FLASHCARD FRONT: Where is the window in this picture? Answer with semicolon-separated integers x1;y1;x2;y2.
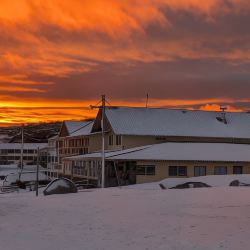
116;135;122;145
155;137;167;141
214;166;227;175
233;166;243;174
169;166;187;176
136;165;155;176
169;166;178;176
178;166;187;176
84;138;89;147
194;166;206;176
108;135;113;146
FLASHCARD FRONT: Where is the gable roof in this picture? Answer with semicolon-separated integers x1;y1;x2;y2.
104;107;250;139
60;121;93;137
69;121;94;137
65;142;250;163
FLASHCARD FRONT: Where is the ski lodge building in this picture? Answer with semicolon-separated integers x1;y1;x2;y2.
51;107;250;186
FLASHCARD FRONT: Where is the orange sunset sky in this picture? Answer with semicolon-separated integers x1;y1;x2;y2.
1;0;250;126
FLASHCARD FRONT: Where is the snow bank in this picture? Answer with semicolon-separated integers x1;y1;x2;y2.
4;172;48;184
125;174;250;190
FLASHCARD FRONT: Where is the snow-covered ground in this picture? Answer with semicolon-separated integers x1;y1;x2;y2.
1;178;250;250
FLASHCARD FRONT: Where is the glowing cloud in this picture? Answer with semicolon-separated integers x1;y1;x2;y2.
1;0;250;125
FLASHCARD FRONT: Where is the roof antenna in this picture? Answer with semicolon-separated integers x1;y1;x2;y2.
146;93;149;108
220;105;228;124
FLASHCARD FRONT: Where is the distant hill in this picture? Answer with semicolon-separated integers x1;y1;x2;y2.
0;122;62;143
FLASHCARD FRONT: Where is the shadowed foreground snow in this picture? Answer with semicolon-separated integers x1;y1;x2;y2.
0;187;250;250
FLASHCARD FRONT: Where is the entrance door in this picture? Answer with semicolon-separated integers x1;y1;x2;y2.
194;166;206;176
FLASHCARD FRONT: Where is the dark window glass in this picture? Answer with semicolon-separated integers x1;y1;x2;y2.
136;166;155;176
178;166;187;176
169;166;187;176
214;167;227;175
116;135;122;145
194;166;206;176
108;135;113;146
146;166;155;175
169;166;178;176
233;166;243;175
136;166;146;175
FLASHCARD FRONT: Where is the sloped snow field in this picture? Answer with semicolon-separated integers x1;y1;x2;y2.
1;177;250;249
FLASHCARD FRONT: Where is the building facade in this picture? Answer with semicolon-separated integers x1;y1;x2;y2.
0;143;47;166
53;106;250;185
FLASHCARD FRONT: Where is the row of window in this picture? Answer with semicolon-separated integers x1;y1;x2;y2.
108;135;122;146
0;156;36;161
135;165;244;176
169;166;243;176
59;148;89;155
57;138;90;148
0;149;37;154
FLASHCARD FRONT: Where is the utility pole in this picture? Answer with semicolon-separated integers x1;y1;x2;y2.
91;95;106;188
57;141;60;178
36;147;40;197
101;95;105;188
146;93;149;108
19;124;24;180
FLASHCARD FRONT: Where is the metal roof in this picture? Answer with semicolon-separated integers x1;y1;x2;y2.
65;142;250;163
64;121;93;137
105;107;250;138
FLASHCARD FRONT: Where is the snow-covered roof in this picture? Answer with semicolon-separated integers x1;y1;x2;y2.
104;107;250;139
64;121;93;137
65;142;250;163
69;121;93;137
0;143;47;150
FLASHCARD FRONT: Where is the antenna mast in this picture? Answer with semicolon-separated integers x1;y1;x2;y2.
146;93;149;108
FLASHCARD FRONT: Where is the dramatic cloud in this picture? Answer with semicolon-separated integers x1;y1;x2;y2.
1;0;250;125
